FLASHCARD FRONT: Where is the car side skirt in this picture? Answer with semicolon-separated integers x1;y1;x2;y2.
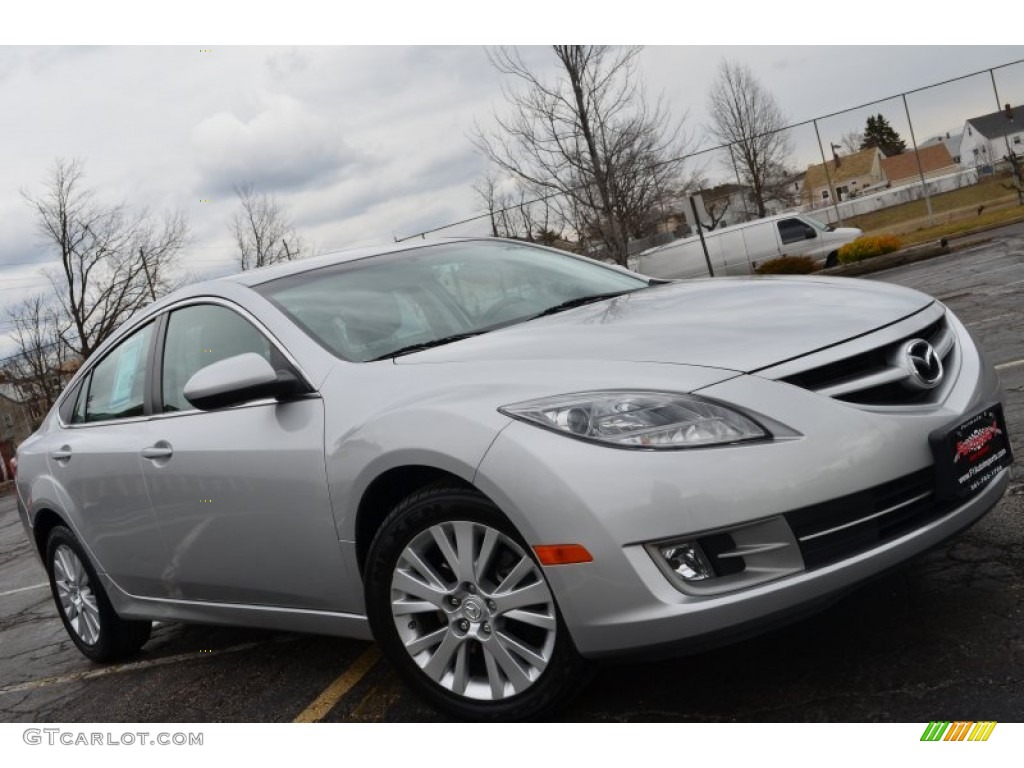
101;577;373;641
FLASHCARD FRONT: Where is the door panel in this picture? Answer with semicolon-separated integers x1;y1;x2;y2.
46;322;167;596
139;400;345;610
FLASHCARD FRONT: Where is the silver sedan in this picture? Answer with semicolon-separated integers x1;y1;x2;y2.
14;238;1013;719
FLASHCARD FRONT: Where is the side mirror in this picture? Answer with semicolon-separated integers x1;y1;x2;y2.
804;227;817;240
183;353;306;411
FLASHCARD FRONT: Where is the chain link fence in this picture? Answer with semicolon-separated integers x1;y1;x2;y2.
396;59;1024;256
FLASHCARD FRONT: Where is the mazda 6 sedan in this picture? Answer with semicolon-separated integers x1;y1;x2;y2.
14;238;1013;720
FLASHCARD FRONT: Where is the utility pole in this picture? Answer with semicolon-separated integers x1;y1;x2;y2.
139;248;157;302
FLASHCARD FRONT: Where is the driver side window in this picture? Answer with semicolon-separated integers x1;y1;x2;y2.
160;304;282;413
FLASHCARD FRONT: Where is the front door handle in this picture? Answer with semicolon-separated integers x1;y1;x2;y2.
141;442;173;460
50;446;72;462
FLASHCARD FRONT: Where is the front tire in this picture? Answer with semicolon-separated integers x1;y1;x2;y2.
45;525;152;662
365;484;590;720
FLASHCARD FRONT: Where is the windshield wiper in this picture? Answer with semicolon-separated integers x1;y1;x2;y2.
370;331;487;361
528;289;642;320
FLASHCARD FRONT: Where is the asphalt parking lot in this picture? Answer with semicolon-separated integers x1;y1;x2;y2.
1;227;1022;723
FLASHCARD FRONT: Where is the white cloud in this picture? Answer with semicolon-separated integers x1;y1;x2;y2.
192;93;364;193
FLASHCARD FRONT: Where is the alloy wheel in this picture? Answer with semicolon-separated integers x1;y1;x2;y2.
52;543;101;646
389;520;557;701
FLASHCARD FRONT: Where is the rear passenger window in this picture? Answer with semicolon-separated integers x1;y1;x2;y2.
82;323;154;423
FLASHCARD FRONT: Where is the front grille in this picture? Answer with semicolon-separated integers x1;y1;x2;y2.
785;467;957;570
781;315;955;406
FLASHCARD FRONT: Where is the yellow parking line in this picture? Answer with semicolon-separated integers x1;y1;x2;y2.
293;645;382;723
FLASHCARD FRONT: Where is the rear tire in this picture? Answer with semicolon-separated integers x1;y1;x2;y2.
365;484;591;720
45;525;152;662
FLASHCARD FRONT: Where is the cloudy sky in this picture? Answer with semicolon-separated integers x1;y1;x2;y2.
2;41;1023;354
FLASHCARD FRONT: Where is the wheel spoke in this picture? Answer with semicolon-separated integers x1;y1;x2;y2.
391;598;440;616
494;556;534;594
495;630;548;670
492;581;550;614
483;634;532;694
422;630;462;682
392;570;447;608
404;626;447;656
402;548;447;590
453;521;476;583
451;643;469;696
430;526;461;581
474;527;499;583
504;608;557;630
80;601;100;644
482;646;506;700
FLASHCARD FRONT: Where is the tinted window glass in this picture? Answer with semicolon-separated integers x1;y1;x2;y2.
161;304;279;413
83;324;153;423
778;218;815;245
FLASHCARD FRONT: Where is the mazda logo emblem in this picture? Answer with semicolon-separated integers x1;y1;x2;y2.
900;339;943;390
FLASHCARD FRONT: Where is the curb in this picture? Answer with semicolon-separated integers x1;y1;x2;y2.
814;215;1020;278
816;242;951;277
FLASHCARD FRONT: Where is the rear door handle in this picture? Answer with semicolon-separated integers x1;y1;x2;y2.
50;446;72;462
141;443;173;460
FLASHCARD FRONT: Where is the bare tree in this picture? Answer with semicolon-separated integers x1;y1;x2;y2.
473;171;565;243
2;296;72;422
839;130;864;155
473;46;693;265
22;158;189;359
230;183;310;271
706;60;793;218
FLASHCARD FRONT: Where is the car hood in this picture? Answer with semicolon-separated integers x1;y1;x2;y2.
397;276;934;373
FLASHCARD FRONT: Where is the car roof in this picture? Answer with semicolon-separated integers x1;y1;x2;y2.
218;236;483;288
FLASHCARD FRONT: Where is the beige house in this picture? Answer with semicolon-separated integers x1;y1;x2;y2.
803;147;886;207
880;144;958;188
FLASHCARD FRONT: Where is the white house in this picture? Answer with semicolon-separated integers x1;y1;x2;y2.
959;105;1024;169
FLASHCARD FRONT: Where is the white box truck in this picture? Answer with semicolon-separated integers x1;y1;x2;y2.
631;214;862;279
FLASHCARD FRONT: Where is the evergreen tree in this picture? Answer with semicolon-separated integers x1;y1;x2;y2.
860;114;906;156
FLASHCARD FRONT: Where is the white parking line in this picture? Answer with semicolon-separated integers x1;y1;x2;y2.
0;582;48;599
0;639;281;696
996;359;1024;371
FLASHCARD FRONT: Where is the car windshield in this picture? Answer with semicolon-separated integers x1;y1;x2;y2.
255;240;649;362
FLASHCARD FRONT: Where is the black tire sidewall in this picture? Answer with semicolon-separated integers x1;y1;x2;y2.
364;485;589;721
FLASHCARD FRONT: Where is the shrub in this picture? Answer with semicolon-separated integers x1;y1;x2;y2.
754;255;818;275
837;234;903;264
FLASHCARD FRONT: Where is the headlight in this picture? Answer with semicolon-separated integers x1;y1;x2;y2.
499;391;767;449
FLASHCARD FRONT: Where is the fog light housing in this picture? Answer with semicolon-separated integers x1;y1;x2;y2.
658;541;714;582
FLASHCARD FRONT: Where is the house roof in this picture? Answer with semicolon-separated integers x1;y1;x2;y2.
804;147;882;193
699;183;748;201
965;105;1023;140
880;144;956;182
0;383;26;404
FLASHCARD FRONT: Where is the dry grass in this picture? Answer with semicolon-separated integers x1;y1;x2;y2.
844;173;1022;234
900;206;1024;246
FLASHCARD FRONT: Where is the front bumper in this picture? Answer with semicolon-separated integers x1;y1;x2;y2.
472;316;1008;658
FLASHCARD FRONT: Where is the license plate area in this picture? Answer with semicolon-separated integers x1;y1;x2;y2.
930;404;1013;500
